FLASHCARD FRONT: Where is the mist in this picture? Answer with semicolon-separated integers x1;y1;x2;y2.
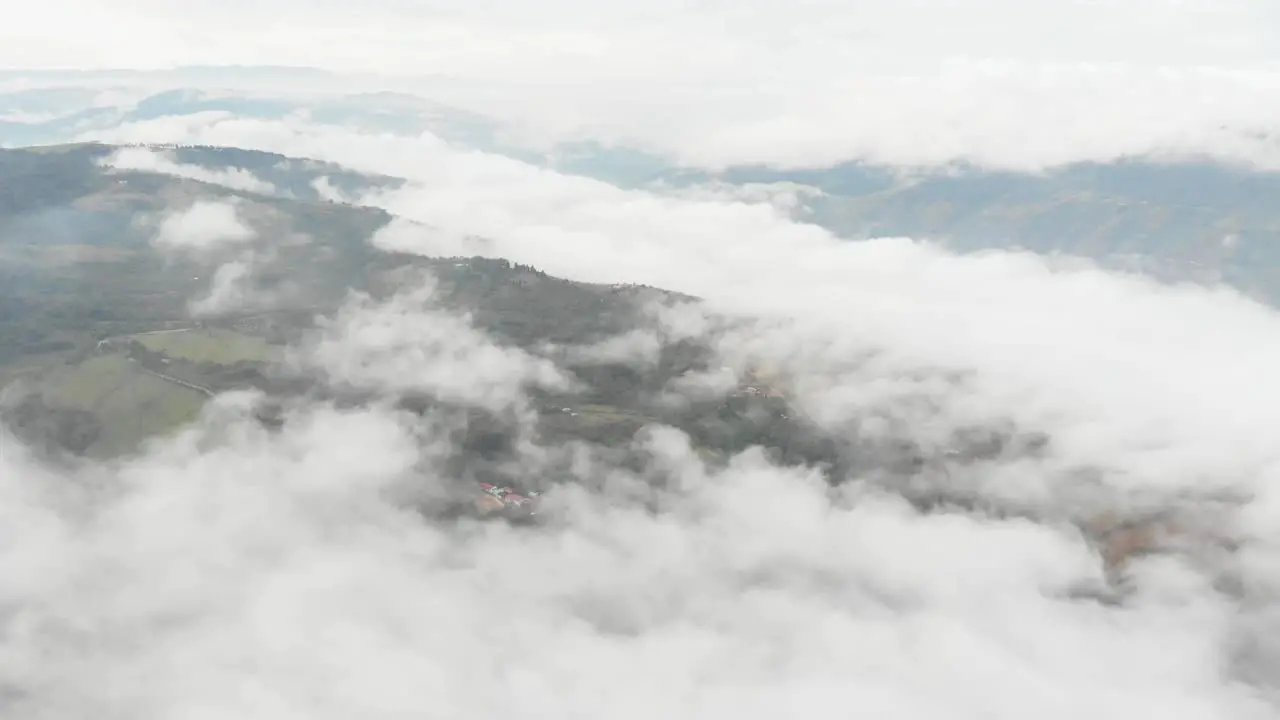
4;122;1280;719
0;3;1276;703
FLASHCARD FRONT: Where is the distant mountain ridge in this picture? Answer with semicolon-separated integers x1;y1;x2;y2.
4;75;1279;304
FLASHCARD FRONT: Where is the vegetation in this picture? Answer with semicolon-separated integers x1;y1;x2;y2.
0;143;1027;479
21;354;208;457
135;328;275;364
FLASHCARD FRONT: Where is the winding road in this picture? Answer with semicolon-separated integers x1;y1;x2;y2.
136;365;215;398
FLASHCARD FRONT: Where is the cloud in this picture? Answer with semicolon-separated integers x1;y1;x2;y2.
63;62;1280;171
104;146;286;196
310;175;346;203
653;180;825;219
370;216;494;259
83;118;1280;500
292;277;574;415
188;257;256;316
6;0;1279;73
145;195;300;317
0;0;1273;169
1;275;1277;717
8;49;1280;719
563;329;663;370
150;198;257;253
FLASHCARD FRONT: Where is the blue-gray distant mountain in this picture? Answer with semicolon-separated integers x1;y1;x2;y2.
3;72;1278;305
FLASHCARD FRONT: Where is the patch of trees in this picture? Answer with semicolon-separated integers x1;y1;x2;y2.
2;394;101;456
0;324;75;363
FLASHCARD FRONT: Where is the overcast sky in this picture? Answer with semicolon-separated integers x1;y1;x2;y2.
8;0;1280;71
5;0;1280;168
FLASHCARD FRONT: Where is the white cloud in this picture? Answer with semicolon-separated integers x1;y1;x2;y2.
86;118;1280;496
293;278;574;415
310;175;346;203
0;0;1274;168
150;198;256;253
4;10;1280;715
145;195;287;317
98;118;1280;564
371;217;495;259
654;180;824;219
564;329;663;370
1;336;1275;719
662;365;740;404
6;0;1279;72
188;257;255;316
105;145;285;196
103;63;1280;171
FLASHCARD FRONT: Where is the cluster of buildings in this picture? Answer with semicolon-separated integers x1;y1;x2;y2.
473;482;541;517
738;384;785;398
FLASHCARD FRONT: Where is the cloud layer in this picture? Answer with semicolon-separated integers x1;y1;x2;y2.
3;4;1280;708
5;0;1280;168
0;106;1279;718
108;146;285;197
2;262;1278;719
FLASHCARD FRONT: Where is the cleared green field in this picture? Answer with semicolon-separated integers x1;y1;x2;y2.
46;354;207;457
135;328;276;365
577;404;648;421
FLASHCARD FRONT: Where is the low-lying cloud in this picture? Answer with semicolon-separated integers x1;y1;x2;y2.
5;112;1280;718
150;198;256;253
145;194;314;317
3;262;1278;718
294;278;573;414
188;256;255;316
146;198;270;317
105;145;286;196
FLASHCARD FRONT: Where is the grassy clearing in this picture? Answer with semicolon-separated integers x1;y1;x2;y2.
46;354;207;456
578;404;647;419
135;328;276;365
570;404;652;428
46;355;135;408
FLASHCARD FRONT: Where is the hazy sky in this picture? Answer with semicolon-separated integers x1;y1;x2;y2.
5;0;1280;167
8;0;1280;70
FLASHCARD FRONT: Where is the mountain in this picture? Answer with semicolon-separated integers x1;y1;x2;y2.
0;141;1219;577
0;143;845;479
0;82;514;158
5;75;1280;307
723;159;1280;303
